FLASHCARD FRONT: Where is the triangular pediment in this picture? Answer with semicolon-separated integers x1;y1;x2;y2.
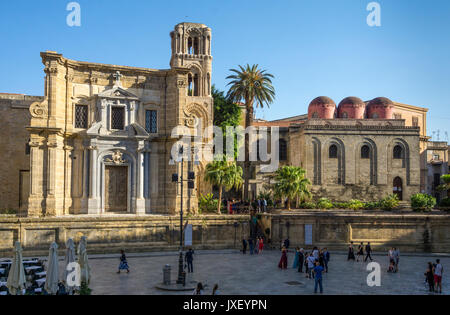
97;86;139;100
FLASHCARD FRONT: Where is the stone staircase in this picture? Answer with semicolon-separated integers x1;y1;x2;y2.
397;201;412;211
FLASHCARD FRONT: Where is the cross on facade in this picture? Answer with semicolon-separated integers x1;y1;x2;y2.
113;71;122;86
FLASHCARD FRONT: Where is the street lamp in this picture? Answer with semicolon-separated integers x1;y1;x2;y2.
171;145;196;285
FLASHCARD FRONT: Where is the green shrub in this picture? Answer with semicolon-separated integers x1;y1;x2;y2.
364;201;381;210
299;202;316;209
347;199;365;210
440;197;450;207
380;194;400;211
316;198;333;210
332;202;348;209
198;193;219;213
411;193;436;212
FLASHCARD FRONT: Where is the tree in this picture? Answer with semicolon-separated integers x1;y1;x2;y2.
271;166;311;210
226;64;275;201
204;159;243;214
212;85;241;129
212;85;241;159
438;174;450;196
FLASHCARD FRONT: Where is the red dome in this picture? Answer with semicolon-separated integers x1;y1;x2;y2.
366;97;394;119
337;97;366;119
308;96;336;119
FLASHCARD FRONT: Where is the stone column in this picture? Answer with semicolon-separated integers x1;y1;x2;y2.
87;145;100;214
45;134;65;216
63;144;74;215
136;143;149;215
27;138;45;217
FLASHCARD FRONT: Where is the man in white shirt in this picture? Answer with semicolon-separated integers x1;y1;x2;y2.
307;254;316;279
434;259;444;293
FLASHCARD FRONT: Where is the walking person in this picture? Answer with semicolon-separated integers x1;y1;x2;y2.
323;248;330;272
356;242;364;262
364;242;373;262
293;247;300;269
212;284;220;295
307;254;316;279
312;247;319;260
263;198;267;213
425;262;435;293
388;247;395;271
393;248;400;272
278;247;288;269
117;250;130;274
248;238;254;255
185;248;194;273
347;242;355;261
193;282;204;295
258;237;264;254
242;239;247;254
434;259;444;293
313;261;324;294
298;248;305;273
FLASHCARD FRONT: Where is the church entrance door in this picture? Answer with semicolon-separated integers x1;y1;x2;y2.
393;177;403;201
105;165;128;212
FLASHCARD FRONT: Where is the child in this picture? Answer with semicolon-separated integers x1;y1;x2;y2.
117;250;130;274
387;260;395;273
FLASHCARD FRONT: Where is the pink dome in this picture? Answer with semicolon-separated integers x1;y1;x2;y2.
308;96;336;119
337;97;366;119
366;97;394;119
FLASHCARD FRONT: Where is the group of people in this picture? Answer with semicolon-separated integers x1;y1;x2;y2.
425;259;444;293
278;246;331;294
242;237;264;255
347;241;374;262
387;247;401;273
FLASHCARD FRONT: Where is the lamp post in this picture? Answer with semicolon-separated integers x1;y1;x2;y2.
171;145;196;285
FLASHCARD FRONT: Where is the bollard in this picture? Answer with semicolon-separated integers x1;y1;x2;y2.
181;271;186;286
163;264;171;285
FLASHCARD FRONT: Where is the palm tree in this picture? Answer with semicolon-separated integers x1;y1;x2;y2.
272;166;311;210
204;159;243;214
226;64;275;201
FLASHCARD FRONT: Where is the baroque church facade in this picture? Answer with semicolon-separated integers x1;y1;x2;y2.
0;23;213;216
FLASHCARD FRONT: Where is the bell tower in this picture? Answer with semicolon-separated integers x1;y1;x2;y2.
170;23;212;96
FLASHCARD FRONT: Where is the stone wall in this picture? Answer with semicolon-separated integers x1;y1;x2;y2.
262;211;450;253
0;215;249;256
0;94;43;213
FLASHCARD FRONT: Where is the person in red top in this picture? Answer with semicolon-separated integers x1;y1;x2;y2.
258;237;264;254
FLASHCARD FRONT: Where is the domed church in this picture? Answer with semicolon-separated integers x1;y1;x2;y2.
251;95;430;203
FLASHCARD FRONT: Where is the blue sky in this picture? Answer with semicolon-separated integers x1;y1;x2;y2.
1;0;449;140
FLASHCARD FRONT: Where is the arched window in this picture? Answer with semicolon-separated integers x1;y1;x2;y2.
279;139;287;161
371;113;379;119
393;145;403;159
188;74;193;96
361;145;370;159
329;144;338;158
341;112;348;118
193;37;199;54
312;112;319;118
188;37;193;54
